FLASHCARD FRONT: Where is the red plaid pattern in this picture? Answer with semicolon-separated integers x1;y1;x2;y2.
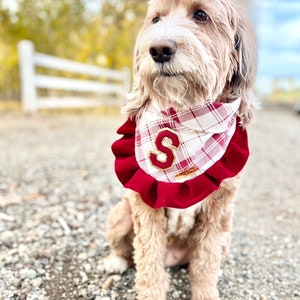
135;98;241;183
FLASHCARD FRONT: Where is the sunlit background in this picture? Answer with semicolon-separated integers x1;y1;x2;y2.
0;2;299;299
253;0;300;102
0;0;300;105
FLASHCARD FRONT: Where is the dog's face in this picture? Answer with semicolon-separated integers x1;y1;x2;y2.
124;0;257;124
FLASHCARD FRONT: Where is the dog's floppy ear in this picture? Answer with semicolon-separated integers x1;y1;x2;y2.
231;11;257;124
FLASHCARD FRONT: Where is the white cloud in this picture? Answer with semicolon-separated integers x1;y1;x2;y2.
258;50;300;77
277;19;300;49
254;0;300;78
272;1;300;14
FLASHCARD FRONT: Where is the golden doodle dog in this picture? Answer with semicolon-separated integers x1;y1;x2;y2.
104;0;257;299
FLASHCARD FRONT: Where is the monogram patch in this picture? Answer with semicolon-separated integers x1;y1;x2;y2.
149;128;180;169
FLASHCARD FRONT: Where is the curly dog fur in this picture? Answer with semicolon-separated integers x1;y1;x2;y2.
104;0;257;299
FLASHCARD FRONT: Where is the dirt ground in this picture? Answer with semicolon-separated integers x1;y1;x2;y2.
0;104;299;300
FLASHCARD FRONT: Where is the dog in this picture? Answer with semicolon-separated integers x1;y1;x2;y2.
104;0;257;299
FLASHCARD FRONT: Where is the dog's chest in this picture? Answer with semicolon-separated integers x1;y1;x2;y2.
166;202;204;239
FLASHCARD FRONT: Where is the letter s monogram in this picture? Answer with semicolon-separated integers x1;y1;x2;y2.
149;128;180;169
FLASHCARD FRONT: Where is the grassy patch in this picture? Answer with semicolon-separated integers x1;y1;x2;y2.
0;100;22;112
0;100;122;117
264;90;300;103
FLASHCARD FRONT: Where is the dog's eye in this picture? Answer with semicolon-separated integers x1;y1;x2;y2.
152;16;161;24
193;10;209;23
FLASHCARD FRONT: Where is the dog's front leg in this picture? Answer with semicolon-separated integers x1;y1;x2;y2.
188;181;238;300
189;224;223;300
129;191;169;300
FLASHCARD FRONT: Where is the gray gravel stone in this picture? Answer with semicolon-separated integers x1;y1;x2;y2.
32;277;43;288
19;269;38;280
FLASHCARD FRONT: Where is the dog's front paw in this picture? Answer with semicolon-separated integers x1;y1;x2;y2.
103;253;129;274
191;289;220;300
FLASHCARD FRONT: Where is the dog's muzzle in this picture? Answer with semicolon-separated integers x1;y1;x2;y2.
149;39;177;63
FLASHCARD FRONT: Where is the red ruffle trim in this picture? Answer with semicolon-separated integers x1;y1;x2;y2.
112;118;249;209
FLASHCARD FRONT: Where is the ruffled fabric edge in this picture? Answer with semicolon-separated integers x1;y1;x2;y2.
112;117;249;209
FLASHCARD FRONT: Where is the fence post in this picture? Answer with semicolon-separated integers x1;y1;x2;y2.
122;67;131;102
18;40;37;113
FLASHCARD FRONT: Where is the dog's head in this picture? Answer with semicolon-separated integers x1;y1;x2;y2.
123;0;257;125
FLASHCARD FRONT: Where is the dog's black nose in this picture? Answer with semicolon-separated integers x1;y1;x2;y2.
149;40;177;63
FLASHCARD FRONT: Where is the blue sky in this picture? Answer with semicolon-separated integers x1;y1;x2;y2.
253;0;300;80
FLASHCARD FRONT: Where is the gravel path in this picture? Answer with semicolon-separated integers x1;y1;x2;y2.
0;106;299;300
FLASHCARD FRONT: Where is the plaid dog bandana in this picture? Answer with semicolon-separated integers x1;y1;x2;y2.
112;98;249;209
135;98;241;183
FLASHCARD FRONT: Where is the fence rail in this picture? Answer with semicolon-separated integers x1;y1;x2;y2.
18;40;130;113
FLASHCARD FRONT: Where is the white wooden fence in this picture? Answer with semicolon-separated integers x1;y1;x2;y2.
18;40;131;113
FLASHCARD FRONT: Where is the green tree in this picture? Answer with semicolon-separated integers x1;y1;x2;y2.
98;0;147;69
0;0;148;100
1;0;88;56
0;0;90;99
